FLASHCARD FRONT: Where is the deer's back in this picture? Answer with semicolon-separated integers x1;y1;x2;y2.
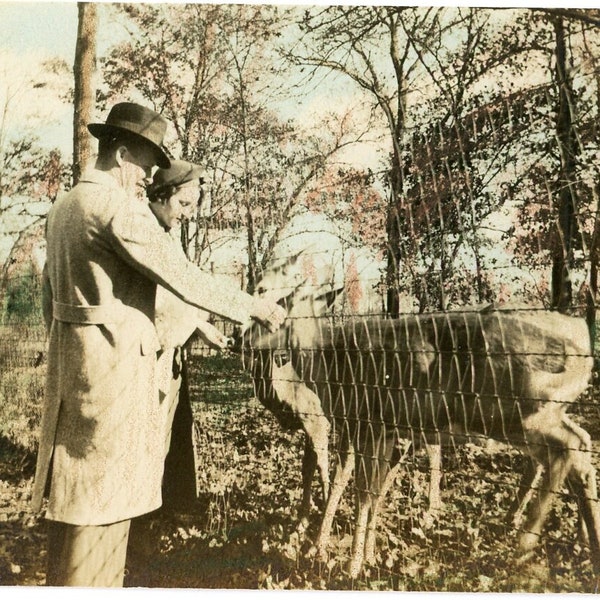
291;309;592;442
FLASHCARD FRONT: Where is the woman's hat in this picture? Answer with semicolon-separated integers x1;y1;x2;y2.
87;102;171;169
150;160;205;191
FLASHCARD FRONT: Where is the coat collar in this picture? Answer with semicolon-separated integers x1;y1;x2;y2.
78;167;126;192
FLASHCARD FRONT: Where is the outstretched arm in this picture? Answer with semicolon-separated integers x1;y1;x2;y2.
107;200;285;331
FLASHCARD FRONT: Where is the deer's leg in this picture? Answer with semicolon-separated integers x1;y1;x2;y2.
364;438;411;563
563;416;593;544
420;442;443;529
302;413;331;507
349;446;373;579
562;416;600;573
299;436;317;527
313;427;354;561
566;465;600;573
364;461;402;566
427;442;443;512
519;418;588;554
519;445;570;553
505;458;543;529
349;425;392;578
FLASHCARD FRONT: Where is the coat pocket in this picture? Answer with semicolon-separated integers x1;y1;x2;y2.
121;307;162;356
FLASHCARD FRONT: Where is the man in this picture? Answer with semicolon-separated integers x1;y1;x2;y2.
33;102;285;587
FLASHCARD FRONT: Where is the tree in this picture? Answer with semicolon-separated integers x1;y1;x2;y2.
0;50;70;322
290;6;600;316
0;52;70;230
289;6;534;312
289;5;420;315
100;3;369;292
498;10;600;321
72;2;97;185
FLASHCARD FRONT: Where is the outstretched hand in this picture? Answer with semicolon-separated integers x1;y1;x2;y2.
195;321;230;349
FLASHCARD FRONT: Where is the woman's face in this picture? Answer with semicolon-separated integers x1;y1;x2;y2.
151;182;200;230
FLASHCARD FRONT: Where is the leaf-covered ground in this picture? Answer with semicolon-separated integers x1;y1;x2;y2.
1;351;600;591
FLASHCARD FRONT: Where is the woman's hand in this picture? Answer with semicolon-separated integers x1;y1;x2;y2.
195;321;230;349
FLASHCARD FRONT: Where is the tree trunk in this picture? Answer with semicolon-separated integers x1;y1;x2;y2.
386;164;402;318
73;2;97;186
385;13;407;318
551;16;577;312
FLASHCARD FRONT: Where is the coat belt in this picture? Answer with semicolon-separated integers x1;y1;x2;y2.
52;300;124;324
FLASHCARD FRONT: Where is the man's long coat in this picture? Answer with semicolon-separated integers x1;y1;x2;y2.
32;168;254;526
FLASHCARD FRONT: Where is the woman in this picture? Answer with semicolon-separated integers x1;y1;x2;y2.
150;160;230;506
127;161;229;574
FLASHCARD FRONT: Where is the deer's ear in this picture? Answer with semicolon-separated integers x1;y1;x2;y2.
315;286;344;309
273;249;305;273
288;250;303;266
277;292;294;311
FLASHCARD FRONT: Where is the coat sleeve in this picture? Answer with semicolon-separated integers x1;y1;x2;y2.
105;199;255;325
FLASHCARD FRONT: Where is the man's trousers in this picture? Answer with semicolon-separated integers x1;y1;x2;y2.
46;519;131;587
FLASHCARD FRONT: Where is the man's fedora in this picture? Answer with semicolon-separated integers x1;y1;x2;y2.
88;102;171;168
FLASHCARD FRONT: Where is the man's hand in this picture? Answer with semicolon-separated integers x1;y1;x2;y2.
250;297;287;332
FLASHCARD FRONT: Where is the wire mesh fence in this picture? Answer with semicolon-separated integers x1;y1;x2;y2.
232;259;600;587
3;8;600;586
2;252;600;589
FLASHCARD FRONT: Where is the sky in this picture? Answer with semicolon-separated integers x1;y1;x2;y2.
0;2;115;157
0;2;381;163
1;0;600;272
3;0;600;64
2;0;598;164
1;2;77;59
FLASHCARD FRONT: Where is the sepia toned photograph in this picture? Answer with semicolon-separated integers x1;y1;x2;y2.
1;0;600;593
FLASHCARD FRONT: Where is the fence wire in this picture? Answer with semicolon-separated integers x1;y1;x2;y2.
2;252;600;589
3;52;600;590
238;289;600;583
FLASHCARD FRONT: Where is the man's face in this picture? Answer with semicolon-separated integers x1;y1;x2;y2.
119;144;157;200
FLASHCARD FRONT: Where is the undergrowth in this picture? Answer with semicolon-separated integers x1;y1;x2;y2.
0;346;598;591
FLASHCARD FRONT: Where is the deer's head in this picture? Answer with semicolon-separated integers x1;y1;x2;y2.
234;249;344;368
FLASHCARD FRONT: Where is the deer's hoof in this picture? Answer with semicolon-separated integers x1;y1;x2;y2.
347;555;364;579
305;542;328;563
518;531;540;553
421;508;440;530
296;516;310;536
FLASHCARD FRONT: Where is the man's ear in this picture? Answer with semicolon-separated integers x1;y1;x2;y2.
115;146;128;167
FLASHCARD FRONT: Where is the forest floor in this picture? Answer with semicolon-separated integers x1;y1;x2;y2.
1;353;599;592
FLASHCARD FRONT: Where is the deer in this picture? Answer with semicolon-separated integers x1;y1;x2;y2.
239;252;333;524
245;256;475;539
247;293;600;578
248;254;445;529
242;278;449;552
